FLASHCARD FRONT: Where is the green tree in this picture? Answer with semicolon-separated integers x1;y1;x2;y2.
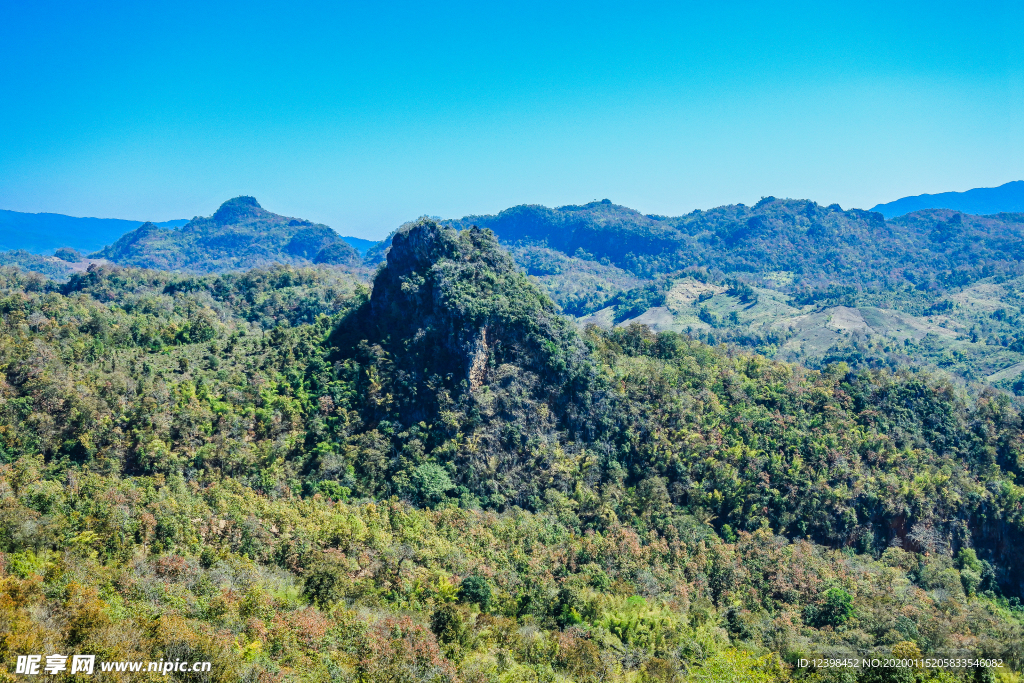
302;558;348;608
813;587;854;628
458;575;492;612
412;462;454;507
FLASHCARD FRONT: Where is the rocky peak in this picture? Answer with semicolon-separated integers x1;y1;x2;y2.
212;196;265;225
335;219;599;437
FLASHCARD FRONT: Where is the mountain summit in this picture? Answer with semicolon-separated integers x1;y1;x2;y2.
93;196;360;272
330;219;601;506
211;195;264;224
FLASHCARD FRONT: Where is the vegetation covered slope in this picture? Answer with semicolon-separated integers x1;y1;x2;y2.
93;196;361;273
327;221;602;505
452;199;1024;289
0;223;1022;682
15;193;1024;392
0;251;77;281
444;200;1024;393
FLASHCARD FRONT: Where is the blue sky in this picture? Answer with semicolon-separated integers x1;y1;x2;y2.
1;0;1021;239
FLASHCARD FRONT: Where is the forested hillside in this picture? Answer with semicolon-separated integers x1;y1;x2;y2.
451;198;1024;286
444;200;1024;393
93;196;362;273
0;221;1022;682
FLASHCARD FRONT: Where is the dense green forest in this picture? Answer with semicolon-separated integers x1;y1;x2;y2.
0;221;1022;682
451;198;1024;287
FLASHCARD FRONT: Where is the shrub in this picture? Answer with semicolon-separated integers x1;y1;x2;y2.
302;558;348;608
430;603;469;661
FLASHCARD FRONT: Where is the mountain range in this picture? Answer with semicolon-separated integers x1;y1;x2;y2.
0;209;187;254
6;191;1024;396
0;204;372;256
4;180;1021;257
871;180;1024;218
442;199;1024;395
93;196;362;272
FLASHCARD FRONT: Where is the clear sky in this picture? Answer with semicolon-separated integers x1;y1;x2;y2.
1;0;1021;239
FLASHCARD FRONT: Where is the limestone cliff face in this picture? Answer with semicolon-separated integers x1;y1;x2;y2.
362;220;593;400
366;221;478;392
468;327;489;391
330;219;603;499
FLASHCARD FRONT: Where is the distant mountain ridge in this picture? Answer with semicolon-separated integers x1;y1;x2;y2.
871;180;1024;217
9;193;1024;392
433;198;1024;391
0;209;187;254
337;235;377;255
447;197;1024;289
93;196;361;273
0;206;373;257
